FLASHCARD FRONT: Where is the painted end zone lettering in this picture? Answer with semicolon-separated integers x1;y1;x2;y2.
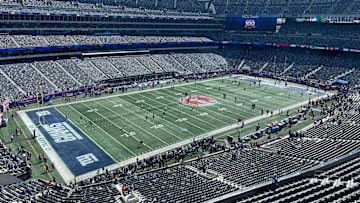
76;153;99;167
44;122;83;143
26;108;114;176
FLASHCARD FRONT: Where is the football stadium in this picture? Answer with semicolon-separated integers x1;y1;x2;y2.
0;0;359;202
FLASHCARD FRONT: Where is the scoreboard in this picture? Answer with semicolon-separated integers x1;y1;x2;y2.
225;15;278;32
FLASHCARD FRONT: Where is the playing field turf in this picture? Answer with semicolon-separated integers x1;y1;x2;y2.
51;76;318;164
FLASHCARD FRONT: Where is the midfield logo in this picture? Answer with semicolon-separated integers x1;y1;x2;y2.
180;96;217;107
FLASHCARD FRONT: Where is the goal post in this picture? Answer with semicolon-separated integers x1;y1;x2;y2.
36;82;46;127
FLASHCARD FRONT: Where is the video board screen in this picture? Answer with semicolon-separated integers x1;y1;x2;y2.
225;15;277;31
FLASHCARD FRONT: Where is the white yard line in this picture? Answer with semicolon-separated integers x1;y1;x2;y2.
134;93;211;132
92;100;168;146
55;107;117;162
177;81;303;114
162;85;279;119
105;97;184;141
119;94;198;137
80;101;155;150
154;89;234;124
67;104;139;156
175;84;260;117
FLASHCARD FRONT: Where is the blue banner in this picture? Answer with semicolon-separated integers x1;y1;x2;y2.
225;15;277;31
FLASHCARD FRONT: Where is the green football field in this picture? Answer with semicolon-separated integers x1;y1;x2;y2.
52;76;317;162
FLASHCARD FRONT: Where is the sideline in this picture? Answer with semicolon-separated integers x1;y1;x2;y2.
12;110;53;180
18;76;231;113
18;74;327;114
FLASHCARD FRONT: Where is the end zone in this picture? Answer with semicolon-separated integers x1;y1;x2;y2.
234;75;327;97
18;108;115;183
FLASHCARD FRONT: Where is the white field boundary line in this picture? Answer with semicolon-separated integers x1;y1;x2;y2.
104;97;184;141
312;108;322;112
79;101;155;151
17;111;74;184
92;100;169;146
18;75;232;114
75;92;331;183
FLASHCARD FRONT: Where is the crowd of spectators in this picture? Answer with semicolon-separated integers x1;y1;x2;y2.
218;0;357;15
0;52;227;101
33;61;78;91
71;58;108;82
0;0;358;21
171;53;203;73
187;53;219;71
222;46;360;87
0;34;212;49
0;78;21;101
0;0;212;19
0;47;350;101
150;54;178;72
136;56;163;73
279;19;360;38
308;66;349;84
0;139;31;178
340;68;360;87
90;58;125;79
235;91;360;202
0;179;68;202
1;0;357;19
0;63;56;99
67;0;359;16
108;56;151;77
57;59;95;86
